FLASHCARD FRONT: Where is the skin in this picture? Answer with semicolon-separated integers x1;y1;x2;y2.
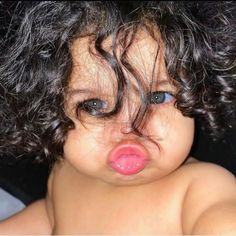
63;29;194;186
0;29;236;234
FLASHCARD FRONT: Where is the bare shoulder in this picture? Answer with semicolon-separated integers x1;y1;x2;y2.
181;157;236;183
181;159;236;234
0;199;52;234
182;159;236;190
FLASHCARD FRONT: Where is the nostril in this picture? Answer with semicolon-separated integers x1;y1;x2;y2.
120;124;134;134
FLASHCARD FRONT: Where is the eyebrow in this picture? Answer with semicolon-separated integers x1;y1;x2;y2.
67;88;94;97
156;79;170;86
155;79;177;89
67;79;175;97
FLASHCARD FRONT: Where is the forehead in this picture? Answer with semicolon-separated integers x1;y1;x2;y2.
69;29;168;89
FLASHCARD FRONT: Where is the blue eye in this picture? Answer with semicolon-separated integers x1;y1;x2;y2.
149;91;174;104
79;98;107;116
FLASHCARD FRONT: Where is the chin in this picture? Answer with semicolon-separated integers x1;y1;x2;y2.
99;170;162;187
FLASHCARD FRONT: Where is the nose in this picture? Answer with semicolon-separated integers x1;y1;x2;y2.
116;99;135;135
114;92;142;135
120;121;134;134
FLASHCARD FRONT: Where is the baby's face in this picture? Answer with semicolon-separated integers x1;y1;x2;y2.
63;30;194;186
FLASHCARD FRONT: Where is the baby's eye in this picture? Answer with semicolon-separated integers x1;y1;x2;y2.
78;98;108;116
149;91;174;104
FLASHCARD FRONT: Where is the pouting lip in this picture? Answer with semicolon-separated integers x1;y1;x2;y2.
107;140;150;165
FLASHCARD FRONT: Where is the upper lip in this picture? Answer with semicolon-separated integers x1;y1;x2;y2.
107;139;150;163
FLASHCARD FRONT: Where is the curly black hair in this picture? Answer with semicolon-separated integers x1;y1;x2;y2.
0;1;235;161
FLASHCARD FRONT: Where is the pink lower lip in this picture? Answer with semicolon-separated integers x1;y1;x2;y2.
108;144;149;175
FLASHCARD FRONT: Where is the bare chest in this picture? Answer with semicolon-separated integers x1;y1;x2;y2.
51;183;185;234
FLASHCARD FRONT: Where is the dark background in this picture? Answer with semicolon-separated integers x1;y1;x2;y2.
0;2;236;205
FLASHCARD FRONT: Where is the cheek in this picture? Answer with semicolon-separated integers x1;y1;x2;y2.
167;116;194;156
147;109;194;165
63;125;107;173
148;108;194;138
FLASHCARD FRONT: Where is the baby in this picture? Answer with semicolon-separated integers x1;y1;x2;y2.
0;1;236;234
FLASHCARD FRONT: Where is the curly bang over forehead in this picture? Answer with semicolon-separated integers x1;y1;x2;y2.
0;1;235;160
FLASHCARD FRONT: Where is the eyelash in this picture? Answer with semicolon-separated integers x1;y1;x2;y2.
149;91;175;105
76;98;108;116
76;91;175;116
